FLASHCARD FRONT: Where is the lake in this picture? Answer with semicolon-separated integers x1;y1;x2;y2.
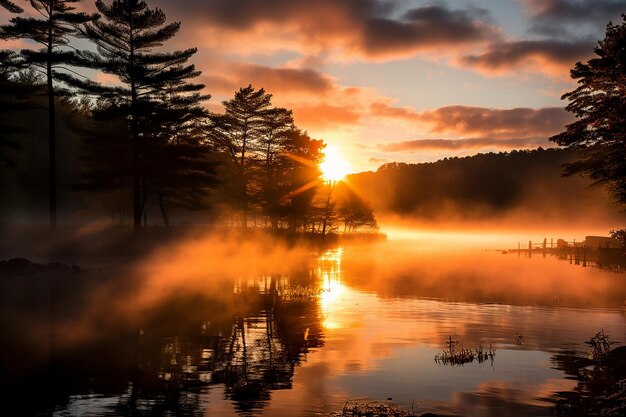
1;232;625;416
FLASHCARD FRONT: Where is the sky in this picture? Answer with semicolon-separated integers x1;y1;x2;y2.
2;0;626;172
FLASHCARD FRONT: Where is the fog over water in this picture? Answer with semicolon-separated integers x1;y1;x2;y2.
1;226;625;416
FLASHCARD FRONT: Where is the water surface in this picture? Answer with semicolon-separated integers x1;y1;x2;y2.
1;235;625;416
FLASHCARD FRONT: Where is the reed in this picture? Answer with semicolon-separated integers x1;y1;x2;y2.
434;336;496;366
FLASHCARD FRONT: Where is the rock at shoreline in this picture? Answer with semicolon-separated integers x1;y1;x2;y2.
0;258;80;275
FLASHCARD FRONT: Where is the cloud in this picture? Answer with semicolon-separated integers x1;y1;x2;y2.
368;157;389;165
522;0;626;21
420;106;574;138
292;103;362;129
519;0;626;35
378;137;549;152
371;103;574;139
460;39;595;76
200;60;372;131
164;1;498;61
357;5;497;59
202;62;335;96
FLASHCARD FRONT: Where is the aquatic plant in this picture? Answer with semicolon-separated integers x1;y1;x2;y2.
277;285;323;300
333;400;410;417
586;330;613;362
434;336;495;366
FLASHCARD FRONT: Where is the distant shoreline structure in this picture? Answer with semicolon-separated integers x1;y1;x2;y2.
506;235;624;268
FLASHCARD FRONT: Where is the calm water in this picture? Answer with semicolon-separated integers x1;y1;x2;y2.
1;235;625;416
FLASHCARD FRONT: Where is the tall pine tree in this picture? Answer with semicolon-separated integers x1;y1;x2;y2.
73;0;207;229
258;107;294;229
1;0;92;229
209;85;273;229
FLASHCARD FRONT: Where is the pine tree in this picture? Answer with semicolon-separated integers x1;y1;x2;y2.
72;0;207;229
282;130;324;232
1;0;92;229
142;91;218;226
550;15;626;205
258;107;294;229
209;85;273;229
0;0;22;13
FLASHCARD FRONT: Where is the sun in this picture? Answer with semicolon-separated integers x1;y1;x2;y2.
320;146;350;182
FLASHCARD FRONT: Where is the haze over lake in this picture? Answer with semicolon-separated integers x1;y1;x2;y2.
1;229;624;417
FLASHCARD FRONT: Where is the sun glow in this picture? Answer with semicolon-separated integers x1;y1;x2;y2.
320;146;350;182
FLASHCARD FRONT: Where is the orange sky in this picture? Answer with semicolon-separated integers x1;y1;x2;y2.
2;0;624;172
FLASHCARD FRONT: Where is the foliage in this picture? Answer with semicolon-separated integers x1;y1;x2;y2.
336;187;378;233
334;400;410;417
550;15;626;205
69;0;212;228
349;148;612;221
209;85;275;227
0;1;352;232
609;229;626;248
0;66;39;168
208;87;324;230
0;0;22;13
586;330;613;362
434;336;495;366
1;0;93;228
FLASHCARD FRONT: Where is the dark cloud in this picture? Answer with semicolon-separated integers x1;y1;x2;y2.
520;0;626;36
378;137;549;152
460;39;594;75
419;106;574;138
371;103;574;139
161;0;497;60
202;62;335;95
522;0;626;24
177;0;389;30
359;5;496;57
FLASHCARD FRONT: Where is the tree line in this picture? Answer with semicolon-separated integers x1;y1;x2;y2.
348;148;619;222
0;0;377;234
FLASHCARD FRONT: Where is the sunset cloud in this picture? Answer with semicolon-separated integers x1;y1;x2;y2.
519;0;626;25
166;1;498;61
460;39;594;77
371;104;574;139
420;106;573;138
378;137;549;152
292;103;362;129
202;62;335;97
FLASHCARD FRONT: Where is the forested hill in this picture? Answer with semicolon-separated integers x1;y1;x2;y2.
347;148;621;222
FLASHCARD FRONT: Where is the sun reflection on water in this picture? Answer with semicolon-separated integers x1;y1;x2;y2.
317;248;346;329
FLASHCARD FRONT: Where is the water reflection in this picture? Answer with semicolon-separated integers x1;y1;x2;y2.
1;239;625;417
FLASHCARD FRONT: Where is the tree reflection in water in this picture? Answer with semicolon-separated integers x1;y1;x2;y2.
547;351;626;417
0;260;325;416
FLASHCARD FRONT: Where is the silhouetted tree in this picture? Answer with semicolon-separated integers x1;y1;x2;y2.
336;188;377;233
0;54;30;168
550;15;626;205
347;148;612;221
1;0;92;229
140;66;216;225
0;0;22;13
72;0;205;229
0;0;24;164
209;85;273;229
283;130;324;232
258;107;294;229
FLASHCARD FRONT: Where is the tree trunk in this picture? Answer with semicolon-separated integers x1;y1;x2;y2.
47;13;56;231
321;183;334;236
130;16;141;230
158;194;170;227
